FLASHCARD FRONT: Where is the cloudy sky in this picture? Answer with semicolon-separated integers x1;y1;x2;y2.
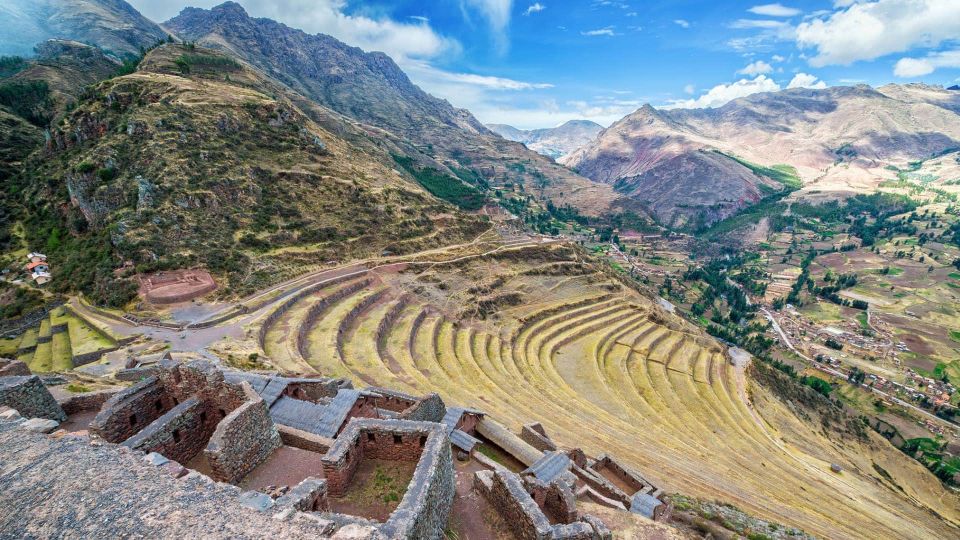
128;0;960;129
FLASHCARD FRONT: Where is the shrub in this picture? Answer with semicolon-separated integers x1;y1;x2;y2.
0;79;53;125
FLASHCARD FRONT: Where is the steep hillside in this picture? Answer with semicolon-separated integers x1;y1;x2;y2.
564;85;960;228
164;2;620;216
487;119;603;159
9;44;487;306
0;0;168;57
5;40;122;121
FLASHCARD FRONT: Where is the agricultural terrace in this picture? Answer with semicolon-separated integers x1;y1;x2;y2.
243;242;959;539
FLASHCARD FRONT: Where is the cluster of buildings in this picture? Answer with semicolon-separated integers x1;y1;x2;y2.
0;357;672;539
24;252;51;285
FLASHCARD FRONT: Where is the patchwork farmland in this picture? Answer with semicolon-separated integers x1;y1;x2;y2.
241;242;959;539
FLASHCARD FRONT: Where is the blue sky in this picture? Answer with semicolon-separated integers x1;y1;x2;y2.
129;1;960;128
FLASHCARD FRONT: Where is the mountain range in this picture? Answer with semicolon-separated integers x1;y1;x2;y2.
563;84;960;228
486;119;604;160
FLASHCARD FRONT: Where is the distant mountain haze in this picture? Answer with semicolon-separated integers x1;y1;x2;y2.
0;0;168;57
487;120;604;159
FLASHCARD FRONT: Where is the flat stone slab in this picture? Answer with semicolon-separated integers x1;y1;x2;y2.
237;490;275;512
21;418;60;433
143;452;170;466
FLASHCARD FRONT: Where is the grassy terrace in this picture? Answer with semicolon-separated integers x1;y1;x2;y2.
247;260;959;539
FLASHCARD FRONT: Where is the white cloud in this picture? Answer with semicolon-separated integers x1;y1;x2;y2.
674;19;690;28
894;49;960;77
461;0;515;53
731;19;790;29
127;1;457;63
796;0;960;67
748;3;802;17
581;27;617;36
738;60;774;75
433;71;553;90
665;75;781;109
771;54;786;62
787;72;827;88
524;2;546;15
470;97;642;128
684;84;696;94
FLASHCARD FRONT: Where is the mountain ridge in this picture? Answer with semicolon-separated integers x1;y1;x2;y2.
563;83;960;228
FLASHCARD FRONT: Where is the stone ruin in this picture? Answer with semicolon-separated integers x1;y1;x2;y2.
137;269;217;304
0;359;679;539
89;360;281;483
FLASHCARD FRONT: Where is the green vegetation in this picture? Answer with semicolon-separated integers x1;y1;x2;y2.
0;282;46;320
0;80;53;125
718;152;802;189
393;155;485;210
65;383;92;393
174;54;242;75
902;438;960;485
0;56;27;78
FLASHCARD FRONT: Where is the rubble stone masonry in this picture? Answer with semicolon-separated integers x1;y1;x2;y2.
0;375;66;421
205;390;282;484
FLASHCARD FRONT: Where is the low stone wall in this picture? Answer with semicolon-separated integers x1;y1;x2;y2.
400;393;446;423
488;470;553;540
591;454;649;495
486;470;606;540
0;359;30;377
0;376;66;421
525;476;577;525
276;477;329;512
322;419;455;540
205;391;281;484
115;366;159;382
278;424;334;453
59;389;119;415
521;423;557;453
122;396;214;464
90;376;171;443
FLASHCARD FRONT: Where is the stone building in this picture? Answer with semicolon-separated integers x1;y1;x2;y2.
89;360;280;484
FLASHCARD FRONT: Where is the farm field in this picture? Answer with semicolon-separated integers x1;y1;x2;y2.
240;243;960;539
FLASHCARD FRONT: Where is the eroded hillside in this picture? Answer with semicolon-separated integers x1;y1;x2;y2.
10;44;488;304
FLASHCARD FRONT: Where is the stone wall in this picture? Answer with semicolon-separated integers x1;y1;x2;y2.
275;477;329;512
89;376;172;443
283;378;346;402
486;470;608;540
321;419;455;540
121;396;215;464
521;423;558;452
400;393;446;423
0;359;30;377
278;424;333;453
59;389;119;415
488;470;553;540
205;390;281;484
0;376;66;421
591;454;648;495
